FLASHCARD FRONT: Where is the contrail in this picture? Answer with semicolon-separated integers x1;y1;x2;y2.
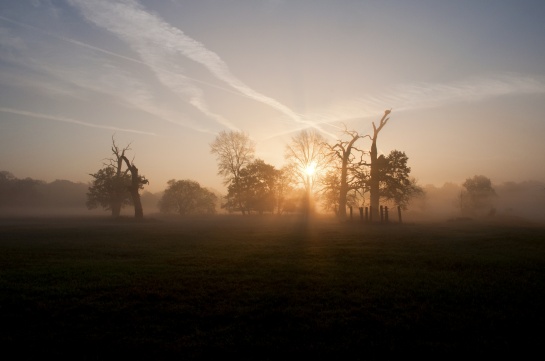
66;0;331;134
0;14;245;98
0;107;157;136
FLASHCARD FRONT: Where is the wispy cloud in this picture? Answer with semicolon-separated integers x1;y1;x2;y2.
0;14;215;134
0;107;157;136
67;0;326;133
308;73;545;125
389;74;545;111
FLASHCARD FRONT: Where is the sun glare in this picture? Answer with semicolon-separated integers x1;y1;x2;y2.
305;162;317;176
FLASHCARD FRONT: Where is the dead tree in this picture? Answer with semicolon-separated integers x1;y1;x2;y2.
326;127;368;220
109;136;148;219
120;155;148;219
104;138;132;217
370;110;391;220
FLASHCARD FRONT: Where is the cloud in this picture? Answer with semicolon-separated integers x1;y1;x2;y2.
390;74;545;111
0;14;217;134
67;0;326;133
306;73;545;125
0;107;157;136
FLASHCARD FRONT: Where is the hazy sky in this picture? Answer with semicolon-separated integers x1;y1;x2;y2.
1;0;544;193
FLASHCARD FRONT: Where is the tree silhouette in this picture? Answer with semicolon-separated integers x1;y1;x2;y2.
87;137;148;218
225;159;278;215
159;179;216;215
461;175;496;215
369;110;391;219
378;150;423;209
86;166;131;216
210;131;255;215
326;127;368;219
120;155;148;219
285;130;331;215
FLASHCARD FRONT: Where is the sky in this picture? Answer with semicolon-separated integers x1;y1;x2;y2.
1;0;544;194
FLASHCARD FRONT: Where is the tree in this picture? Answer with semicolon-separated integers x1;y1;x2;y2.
210;131;255;215
86;166;131;216
325;127;368;219
274;165;297;215
378;150;423;209
225;159;278;214
159;179;217;215
119;154;148;219
87;137;148;218
369;110;391;219
285;129;331;214
0;171;45;208
461;175;496;215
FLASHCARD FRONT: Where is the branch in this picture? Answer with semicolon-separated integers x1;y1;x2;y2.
372;109;392;139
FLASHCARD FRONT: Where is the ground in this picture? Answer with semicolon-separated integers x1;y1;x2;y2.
1;215;544;359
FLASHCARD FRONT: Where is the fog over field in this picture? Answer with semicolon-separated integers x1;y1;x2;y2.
1;170;544;225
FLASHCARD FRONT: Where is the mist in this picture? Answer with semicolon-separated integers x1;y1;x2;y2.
2;169;543;225
404;181;545;224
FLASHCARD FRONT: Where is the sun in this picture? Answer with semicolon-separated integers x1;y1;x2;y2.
304;162;317;176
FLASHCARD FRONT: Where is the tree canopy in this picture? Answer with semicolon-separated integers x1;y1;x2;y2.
210;130;255;215
86;166;132;215
378;150;423;210
159;179;217;215
225;159;278;214
462;175;496;214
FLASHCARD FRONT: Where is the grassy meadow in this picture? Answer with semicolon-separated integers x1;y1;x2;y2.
1;215;545;359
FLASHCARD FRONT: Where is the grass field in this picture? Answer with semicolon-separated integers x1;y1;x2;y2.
1;215;545;359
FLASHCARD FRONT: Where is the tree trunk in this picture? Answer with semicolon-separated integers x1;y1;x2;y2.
130;186;143;219
111;201;122;217
369;110;391;222
121;156;145;220
128;166;144;219
370;138;380;221
338;158;349;219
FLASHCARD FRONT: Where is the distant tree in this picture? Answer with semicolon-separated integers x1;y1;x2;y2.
0;171;45;207
461;175;496;214
225;159;278;214
159;179;217;215
285;129;331;214
210;131;255;215
378;150;424;209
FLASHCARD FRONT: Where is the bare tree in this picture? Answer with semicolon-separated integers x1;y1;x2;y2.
326;127;369;220
210;130;255;215
285;129;331;214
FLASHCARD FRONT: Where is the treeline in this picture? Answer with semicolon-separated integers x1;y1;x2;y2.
409;180;545;222
2;169;543;222
0;170;161;215
0;170;87;209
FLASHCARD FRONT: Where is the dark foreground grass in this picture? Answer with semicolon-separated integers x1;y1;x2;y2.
1;216;545;359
